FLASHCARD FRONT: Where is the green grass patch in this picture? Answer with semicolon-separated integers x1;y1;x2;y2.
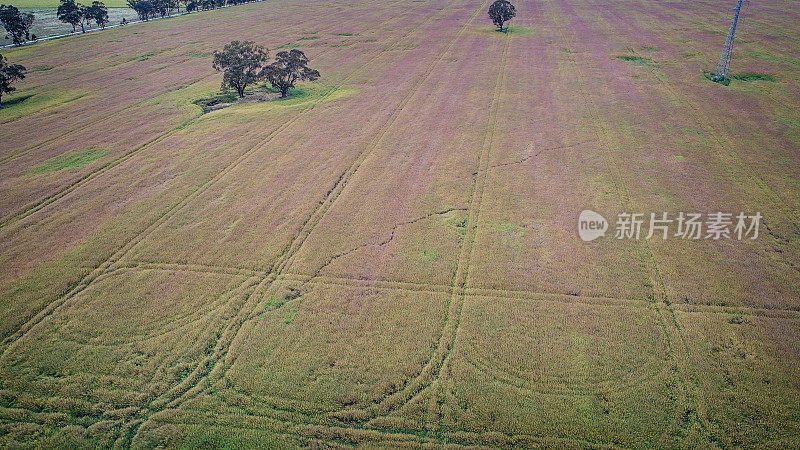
419;249;440;262
674;155;686;162
31;67;53;72
503;25;535;35
1;90;87;122
703;70;776;85
0;94;33;109
497;222;525;236
616;55;654;66
334;32;356;36
298;36;319;41
473;24;535;36
731;73;776;82
193;84;354;115
189;52;212;58
136;52;159;62
445;214;467;241
192;91;239;112
30;148;108;174
269;84;353;105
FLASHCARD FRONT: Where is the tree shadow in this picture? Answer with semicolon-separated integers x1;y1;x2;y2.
0;94;33;109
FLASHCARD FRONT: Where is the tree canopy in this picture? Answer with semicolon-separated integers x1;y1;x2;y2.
85;1;109;29
488;0;516;32
57;0;85;33
127;0;156;21
212;40;270;98
0;53;26;108
0;5;34;46
260;49;320;98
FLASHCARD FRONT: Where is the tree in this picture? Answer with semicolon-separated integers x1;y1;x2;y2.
488;0;515;32
260;49;320;98
57;0;83;33
128;0;155;21
152;0;176;17
212;41;269;98
85;1;109;29
0;5;34;46
0;53;26;108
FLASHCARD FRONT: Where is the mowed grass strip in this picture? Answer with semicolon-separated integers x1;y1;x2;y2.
27;148;108;174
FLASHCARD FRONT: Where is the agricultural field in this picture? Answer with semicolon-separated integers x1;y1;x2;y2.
1;0;799;447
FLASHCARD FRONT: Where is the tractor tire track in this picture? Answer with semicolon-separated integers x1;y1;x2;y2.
122;0;471;441
146;0;494;428
548;0;720;445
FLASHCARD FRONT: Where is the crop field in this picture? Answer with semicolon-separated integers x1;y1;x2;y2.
1;0;799;447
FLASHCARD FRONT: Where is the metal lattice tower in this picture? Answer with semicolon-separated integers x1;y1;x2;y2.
713;0;747;82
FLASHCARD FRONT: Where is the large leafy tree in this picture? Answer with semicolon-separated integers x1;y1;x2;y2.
85;1;108;29
57;0;84;33
488;0;515;32
127;0;155;21
0;5;34;46
152;0;176;18
0;53;26;108
260;49;320;98
212;41;269;98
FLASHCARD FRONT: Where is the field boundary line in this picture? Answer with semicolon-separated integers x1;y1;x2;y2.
0;0;277;50
74;259;800;316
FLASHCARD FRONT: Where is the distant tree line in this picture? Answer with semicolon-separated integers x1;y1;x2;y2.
2;0;264;47
58;0;109;33
127;0;252;21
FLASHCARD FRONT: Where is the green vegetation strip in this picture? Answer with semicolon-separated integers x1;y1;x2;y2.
616;55;654;66
29;148;108;173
